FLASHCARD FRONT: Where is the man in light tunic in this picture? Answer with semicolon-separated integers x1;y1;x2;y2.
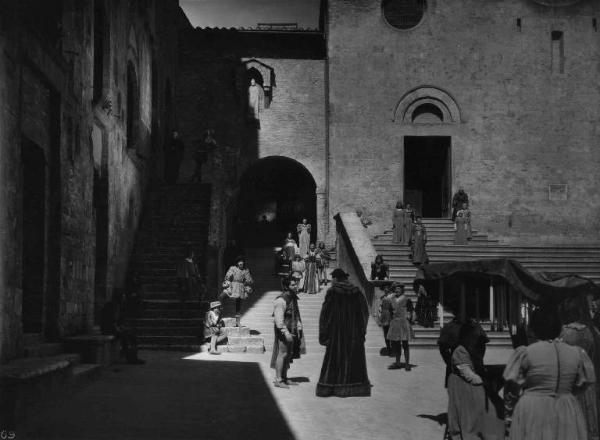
248;78;264;120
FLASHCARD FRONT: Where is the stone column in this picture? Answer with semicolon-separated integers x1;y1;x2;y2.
316;189;327;243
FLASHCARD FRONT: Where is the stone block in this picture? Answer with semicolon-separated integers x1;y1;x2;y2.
246;346;265;354
226;345;247;353
228;336;264;347
224;326;250;337
222;318;237;327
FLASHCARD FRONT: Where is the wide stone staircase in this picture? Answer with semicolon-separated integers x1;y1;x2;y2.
128;184;211;351
372;218;600;348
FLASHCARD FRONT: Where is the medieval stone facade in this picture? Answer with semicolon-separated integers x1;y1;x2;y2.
0;0;178;362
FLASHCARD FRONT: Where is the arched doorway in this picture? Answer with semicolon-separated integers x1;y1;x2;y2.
235;157;317;247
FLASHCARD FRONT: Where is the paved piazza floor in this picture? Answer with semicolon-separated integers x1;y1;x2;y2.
22;347;513;440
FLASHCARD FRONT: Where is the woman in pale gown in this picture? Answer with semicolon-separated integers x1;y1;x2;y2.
503;307;595;440
283;232;298;262
392;201;407;244
303;243;320;294
454;202;472;245
559;295;600;440
297;218;311;257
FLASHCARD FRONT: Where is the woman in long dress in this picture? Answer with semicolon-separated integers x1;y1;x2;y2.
410;216;429;266
415;282;436;328
297;218;311;257
392;201;406;244
447;321;504;440
303;243;320;295
283;232;298;262
290;254;306;292
559;295;600;440
385;282;413;371
503;307;595;440
220;257;253;327
454;211;469;245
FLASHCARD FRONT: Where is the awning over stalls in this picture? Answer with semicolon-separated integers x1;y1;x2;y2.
414;258;600;304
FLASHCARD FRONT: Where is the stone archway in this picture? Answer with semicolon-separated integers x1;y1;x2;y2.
235;156;317;247
393;86;461;124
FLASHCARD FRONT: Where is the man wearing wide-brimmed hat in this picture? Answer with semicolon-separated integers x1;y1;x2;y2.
316;268;371;397
204;301;226;355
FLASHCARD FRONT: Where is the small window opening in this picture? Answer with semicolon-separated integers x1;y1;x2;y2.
551;31;564;74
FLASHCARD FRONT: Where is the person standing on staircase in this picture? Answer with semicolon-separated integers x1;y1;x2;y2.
164;130;185;184
271;277;304;388
316;269;371;397
451;187;469;221
176;247;204;306
392;201;408;244
220;257;253;327
316;241;331;287
410;216;429;266
386;282;413;371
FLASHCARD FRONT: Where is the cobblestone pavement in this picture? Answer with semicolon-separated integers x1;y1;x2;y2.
21;347;513;440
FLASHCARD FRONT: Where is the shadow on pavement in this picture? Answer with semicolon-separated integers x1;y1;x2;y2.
417;412;448;426
21;354;297;440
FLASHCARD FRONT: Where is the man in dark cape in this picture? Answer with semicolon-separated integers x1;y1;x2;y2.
451;187;469;221
316;269;371;397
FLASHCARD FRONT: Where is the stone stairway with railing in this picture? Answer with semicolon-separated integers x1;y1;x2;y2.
372;218;600;348
128;184;211;351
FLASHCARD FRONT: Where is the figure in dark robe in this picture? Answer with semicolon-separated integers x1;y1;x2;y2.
164;130;185;184
176;248;204;303
316;269;371;397
451;187;469;221
404;203;415;244
410;216;429;266
392;201;408;244
415;283;436;328
271;277;305;388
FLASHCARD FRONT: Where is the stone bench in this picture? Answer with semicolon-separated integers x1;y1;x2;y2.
0;354;80;429
64;334;119;367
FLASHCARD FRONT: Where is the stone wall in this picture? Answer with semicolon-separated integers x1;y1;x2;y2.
0;0;178;362
177;29;328;246
327;0;600;244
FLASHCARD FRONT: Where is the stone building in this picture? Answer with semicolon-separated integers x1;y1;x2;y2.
0;0;179;362
177;0;600;256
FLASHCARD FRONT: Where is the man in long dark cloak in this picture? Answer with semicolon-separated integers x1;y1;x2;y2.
451;187;469;221
316;268;371;397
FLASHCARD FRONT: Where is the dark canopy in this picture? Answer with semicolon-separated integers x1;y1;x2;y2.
415;259;600;304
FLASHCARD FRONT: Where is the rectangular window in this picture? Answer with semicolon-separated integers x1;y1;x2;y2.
551;31;564;74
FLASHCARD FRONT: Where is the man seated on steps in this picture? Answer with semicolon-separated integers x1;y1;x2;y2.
100;289;145;364
204;301;227;355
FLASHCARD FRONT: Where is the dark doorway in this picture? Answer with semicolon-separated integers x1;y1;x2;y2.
93;169;109;324
22;138;46;333
404;136;451;218
236;157;316;247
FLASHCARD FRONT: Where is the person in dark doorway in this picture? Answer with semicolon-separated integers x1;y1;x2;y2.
392;201;408;244
404;203;415;245
164;130;185;184
410;216;429;266
220;257;253;327
100;290;145;364
447;320;503;440
124;271;145;319
315;241;331;286
304;243;320;294
316;268;371;397
415;281;436;328
451;187;469;221
223;239;244;271
176;247;204;305
204;301;226;355
385;282;413;371
271;277;305;388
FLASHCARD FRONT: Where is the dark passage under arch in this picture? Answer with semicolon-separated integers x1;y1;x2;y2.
235;157;317;247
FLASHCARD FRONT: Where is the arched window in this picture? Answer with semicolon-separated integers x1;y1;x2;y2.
411;103;444;123
382;0;427;30
126;62;140;150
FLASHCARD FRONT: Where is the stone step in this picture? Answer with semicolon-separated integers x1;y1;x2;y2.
138;335;202;345
72;363;102;389
134;327;203;336
23;342;66;358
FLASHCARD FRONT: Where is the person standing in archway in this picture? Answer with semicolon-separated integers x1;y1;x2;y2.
164;130;185;184
304;243;320;295
297;218;311;257
392;201;407;244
